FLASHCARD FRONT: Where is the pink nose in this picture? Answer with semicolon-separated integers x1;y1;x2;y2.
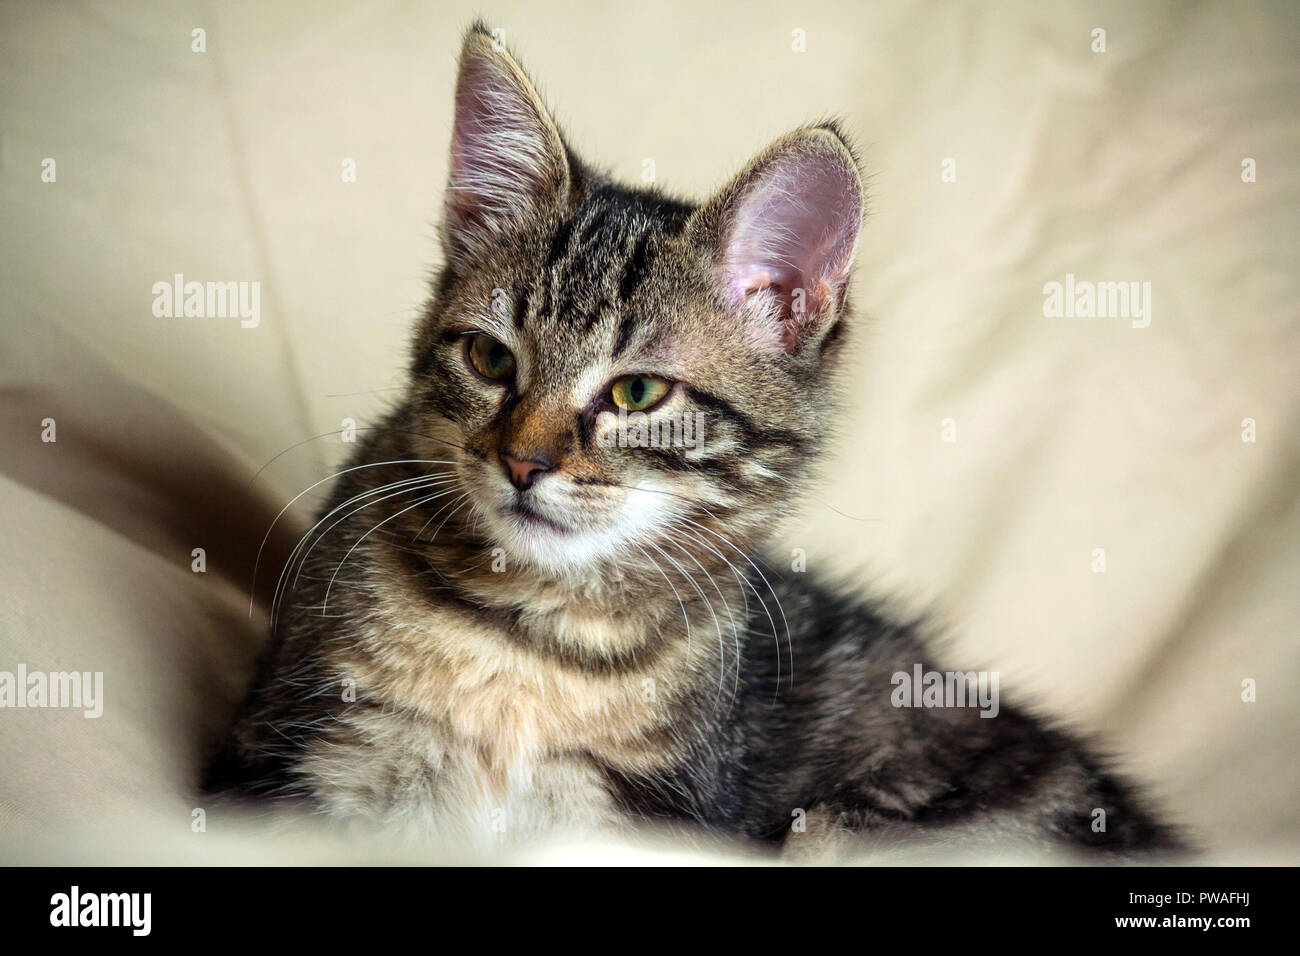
501;454;551;491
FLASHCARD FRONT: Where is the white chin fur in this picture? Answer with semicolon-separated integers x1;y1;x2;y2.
470;479;679;577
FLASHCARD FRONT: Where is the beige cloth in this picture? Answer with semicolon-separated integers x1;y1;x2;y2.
1;0;1296;863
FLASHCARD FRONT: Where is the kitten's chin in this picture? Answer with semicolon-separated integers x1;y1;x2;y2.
480;508;623;576
462;471;683;578
467;498;660;579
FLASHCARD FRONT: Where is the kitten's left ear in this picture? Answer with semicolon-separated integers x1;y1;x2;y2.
696;126;863;356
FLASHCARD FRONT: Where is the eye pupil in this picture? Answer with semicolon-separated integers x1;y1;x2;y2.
610;375;669;412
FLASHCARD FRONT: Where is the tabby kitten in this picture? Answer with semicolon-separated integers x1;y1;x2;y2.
206;23;1181;858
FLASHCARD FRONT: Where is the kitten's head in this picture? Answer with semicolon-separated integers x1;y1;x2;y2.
410;24;864;576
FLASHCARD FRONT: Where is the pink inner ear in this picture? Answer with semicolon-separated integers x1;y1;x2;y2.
722;146;861;352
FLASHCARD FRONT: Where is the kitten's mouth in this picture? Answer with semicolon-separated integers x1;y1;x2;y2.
502;501;570;534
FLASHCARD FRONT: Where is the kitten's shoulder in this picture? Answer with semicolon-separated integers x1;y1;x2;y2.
755;558;929;668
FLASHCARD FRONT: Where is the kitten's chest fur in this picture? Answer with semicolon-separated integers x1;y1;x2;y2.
298;693;622;842
291;554;712;841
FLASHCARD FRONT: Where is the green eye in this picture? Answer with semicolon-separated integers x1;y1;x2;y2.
610;374;672;412
467;334;515;381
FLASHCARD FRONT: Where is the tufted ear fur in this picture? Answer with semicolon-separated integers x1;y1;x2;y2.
442;24;571;261
698;126;863;355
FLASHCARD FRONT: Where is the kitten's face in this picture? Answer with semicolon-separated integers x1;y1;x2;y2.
410;28;862;576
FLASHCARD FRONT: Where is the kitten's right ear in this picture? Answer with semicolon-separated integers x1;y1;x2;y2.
442;24;570;259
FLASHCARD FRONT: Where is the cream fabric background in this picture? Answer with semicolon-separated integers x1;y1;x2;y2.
1;0;1296;863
